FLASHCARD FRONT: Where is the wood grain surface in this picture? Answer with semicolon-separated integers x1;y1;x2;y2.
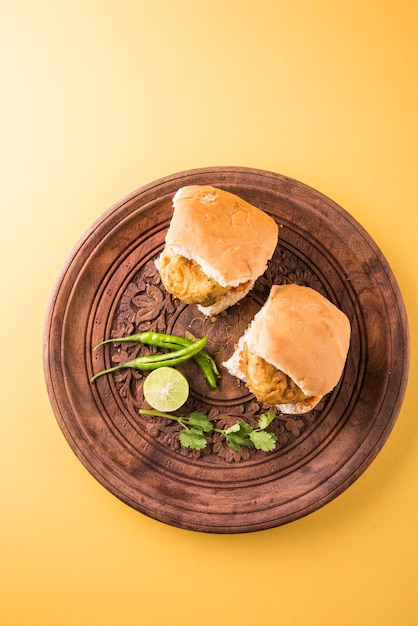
43;167;409;533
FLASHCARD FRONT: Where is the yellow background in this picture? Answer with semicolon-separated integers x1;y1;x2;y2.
1;1;417;624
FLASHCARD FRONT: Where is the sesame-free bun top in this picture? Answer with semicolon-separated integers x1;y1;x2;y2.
165;185;278;287
244;284;351;397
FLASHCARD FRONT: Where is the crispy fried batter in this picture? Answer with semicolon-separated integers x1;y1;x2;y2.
239;343;309;405
158;246;251;307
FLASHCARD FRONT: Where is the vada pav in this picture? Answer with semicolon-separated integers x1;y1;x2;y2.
223;284;351;414
156;185;278;316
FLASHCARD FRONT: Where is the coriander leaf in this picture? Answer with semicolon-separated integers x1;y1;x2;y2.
188;410;208;420
225;436;242;452
179;428;208;450
223;422;242;435
187;412;213;432
249;430;277;452
224;421;253;436
258;410;276;430
226;432;255;451
236;421;253;435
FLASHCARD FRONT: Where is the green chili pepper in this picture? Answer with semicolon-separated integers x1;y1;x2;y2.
157;341;218;389
90;336;208;384
93;331;190;351
93;331;220;388
150;338;220;388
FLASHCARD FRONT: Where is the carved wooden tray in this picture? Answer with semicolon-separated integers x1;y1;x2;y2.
43;167;409;533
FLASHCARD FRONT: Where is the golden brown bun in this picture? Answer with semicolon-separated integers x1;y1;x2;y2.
223;284;351;413
165;185;278;287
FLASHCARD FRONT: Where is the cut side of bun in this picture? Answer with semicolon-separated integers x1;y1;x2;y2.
223;284;351;414
156;185;278;315
196;280;255;316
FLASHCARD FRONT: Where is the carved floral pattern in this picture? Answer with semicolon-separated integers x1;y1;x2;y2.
108;241;329;462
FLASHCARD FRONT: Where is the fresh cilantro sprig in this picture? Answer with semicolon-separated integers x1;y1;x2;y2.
139;408;277;452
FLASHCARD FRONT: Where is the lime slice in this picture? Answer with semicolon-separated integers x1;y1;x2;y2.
143;367;189;412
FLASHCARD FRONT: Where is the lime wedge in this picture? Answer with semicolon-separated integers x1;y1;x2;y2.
143;367;189;412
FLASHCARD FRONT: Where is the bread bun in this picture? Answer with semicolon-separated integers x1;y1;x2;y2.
165;185;278;288
223;284;351;414
195;282;255;316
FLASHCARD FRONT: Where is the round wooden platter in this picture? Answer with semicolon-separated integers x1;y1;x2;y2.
43;167;409;533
